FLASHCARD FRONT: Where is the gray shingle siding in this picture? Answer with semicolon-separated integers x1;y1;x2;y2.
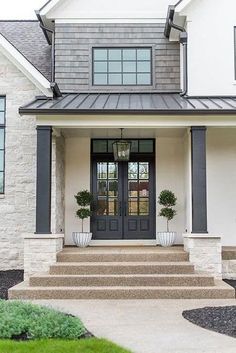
55;23;180;92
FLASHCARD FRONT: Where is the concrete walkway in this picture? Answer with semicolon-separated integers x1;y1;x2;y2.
33;299;236;353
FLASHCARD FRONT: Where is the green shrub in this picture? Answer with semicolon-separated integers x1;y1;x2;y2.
0;300;86;340
75;190;93;232
158;190;177;232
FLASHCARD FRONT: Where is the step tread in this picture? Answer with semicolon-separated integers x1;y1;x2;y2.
10;280;232;291
51;261;193;266
32;273;213;279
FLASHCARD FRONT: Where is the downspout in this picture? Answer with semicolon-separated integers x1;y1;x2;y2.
168;18;188;96
38;23;55;83
35;11;61;97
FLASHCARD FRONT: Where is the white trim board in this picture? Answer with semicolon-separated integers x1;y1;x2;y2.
0;34;52;98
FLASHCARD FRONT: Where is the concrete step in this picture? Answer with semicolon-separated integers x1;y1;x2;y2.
57;251;189;263
9;280;235;300
29;273;215;287
49;262;195;275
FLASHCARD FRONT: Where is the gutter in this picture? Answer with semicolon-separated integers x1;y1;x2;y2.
164;5;188;96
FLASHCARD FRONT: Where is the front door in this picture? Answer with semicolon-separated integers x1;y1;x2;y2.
92;152;155;240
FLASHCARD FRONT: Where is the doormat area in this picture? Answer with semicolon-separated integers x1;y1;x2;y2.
0;270;24;300
182;306;236;338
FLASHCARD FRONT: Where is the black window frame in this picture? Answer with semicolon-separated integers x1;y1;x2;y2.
0;96;5;194
92;47;153;86
91;139;155;155
234;27;236;80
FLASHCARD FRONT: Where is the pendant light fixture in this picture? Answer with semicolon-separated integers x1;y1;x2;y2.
112;128;132;161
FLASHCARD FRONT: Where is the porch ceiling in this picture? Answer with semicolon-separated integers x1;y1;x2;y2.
19;93;236;115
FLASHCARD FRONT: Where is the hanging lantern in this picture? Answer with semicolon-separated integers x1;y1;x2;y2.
112;129;132;161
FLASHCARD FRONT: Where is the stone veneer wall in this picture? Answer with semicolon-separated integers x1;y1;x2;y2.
51;135;65;235
0;52;41;270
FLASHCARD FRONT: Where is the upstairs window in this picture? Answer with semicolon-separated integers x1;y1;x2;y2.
0;97;5;194
235;27;236;80
93;47;152;86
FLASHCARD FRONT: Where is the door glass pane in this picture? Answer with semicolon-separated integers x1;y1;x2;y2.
129;180;138;197
128;162;138;179
97;198;107;215
130;140;138;152
0;129;4;149
0;172;3;193
108;163;118;179
139;198;149;215
129;199;138;215
108;181;118;197
139;162;149;179
108;140;115;152
108;198;118;215
98;181;107;196
139;181;149;197
97;162;107;179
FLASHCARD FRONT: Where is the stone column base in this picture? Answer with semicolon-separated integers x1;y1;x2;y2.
24;234;64;280
222;260;236;280
183;233;222;279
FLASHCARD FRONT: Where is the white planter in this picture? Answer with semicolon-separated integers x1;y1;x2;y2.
157;232;176;247
72;232;92;248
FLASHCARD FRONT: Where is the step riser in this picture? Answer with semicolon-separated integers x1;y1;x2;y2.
9;288;234;300
49;265;195;275
57;253;189;263
30;276;215;287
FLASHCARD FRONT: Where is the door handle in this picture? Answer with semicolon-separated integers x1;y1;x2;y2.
124;202;127;217
119;202;122;217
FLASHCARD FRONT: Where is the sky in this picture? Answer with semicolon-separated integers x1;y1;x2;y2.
0;0;47;19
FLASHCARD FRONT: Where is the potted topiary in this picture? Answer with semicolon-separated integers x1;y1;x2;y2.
73;190;93;248
157;190;177;247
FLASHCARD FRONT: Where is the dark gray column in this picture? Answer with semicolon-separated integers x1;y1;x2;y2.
36;126;52;234
191;126;208;233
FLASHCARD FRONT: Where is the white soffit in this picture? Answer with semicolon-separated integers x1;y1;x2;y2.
0;34;52;97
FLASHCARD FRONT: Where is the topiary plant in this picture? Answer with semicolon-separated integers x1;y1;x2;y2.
158;190;177;232
75;190;93;233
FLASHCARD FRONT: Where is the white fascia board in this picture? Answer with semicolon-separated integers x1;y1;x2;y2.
175;0;193;12
40;0;62;16
0;34;52;97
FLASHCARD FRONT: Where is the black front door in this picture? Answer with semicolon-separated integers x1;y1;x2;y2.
92;155;155;239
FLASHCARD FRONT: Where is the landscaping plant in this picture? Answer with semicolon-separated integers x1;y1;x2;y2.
0;300;86;340
158;190;177;232
74;190;93;233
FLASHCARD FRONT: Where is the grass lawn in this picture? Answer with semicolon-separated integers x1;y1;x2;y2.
0;338;132;353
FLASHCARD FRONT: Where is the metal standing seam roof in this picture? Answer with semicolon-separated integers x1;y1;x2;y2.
19;93;236;115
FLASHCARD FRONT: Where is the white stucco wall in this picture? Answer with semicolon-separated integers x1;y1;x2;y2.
181;0;236;96
65;137;91;244
47;0;173;21
156;137;186;244
207;128;236;245
0;52;40;270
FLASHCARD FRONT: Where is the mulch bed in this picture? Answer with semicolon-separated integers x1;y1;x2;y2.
0;270;24;300
183;306;236;338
